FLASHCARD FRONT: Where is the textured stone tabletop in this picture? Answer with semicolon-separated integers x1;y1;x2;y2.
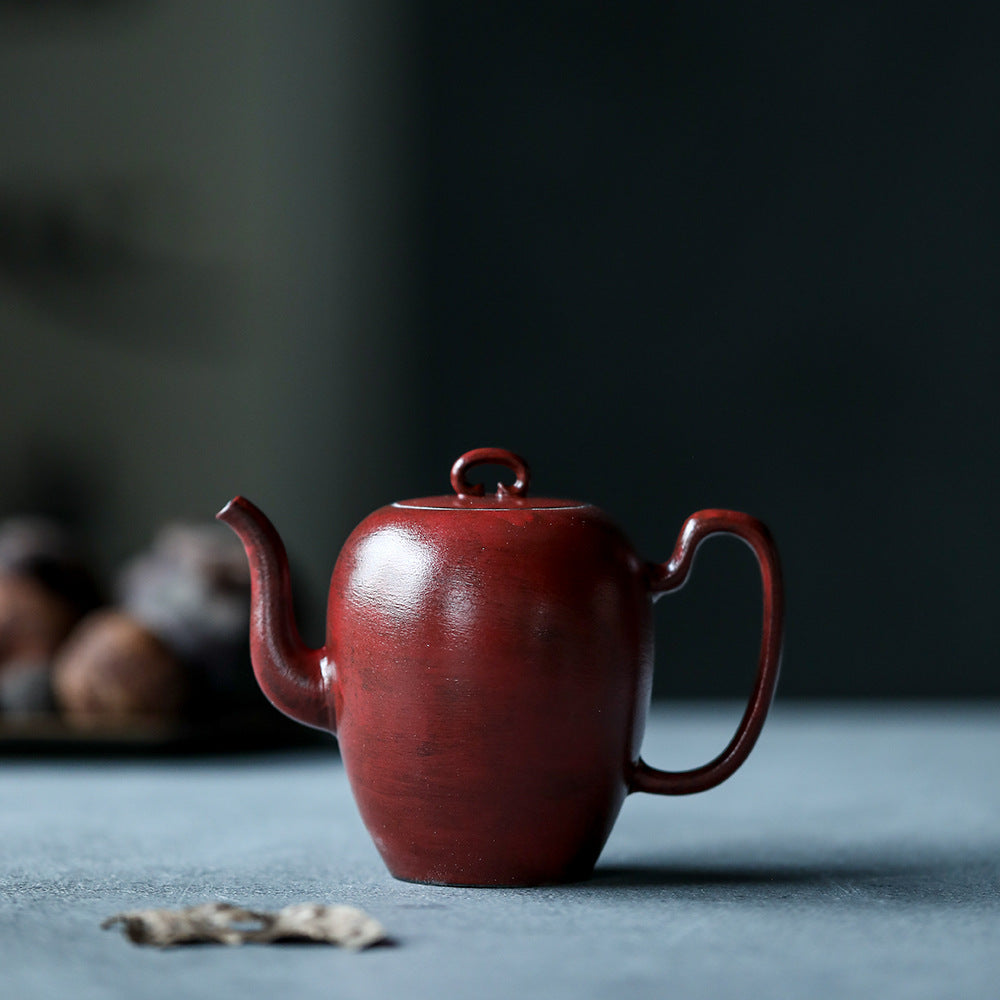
2;702;999;999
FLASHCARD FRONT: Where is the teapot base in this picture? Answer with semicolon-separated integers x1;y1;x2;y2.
383;855;600;889
388;869;597;888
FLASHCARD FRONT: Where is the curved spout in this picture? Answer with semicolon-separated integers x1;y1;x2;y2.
216;497;332;734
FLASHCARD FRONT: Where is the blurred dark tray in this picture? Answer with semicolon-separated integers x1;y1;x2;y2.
0;710;331;757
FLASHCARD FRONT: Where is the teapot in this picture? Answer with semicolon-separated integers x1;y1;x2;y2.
218;447;783;886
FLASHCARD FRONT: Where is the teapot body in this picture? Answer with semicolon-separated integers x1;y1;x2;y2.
327;502;652;886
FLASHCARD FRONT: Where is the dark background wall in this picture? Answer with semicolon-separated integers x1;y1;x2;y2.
413;3;999;698
1;3;996;698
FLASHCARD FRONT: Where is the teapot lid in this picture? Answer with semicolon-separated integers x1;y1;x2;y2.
394;448;589;511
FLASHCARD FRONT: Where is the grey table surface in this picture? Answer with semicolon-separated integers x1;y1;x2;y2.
1;702;998;1000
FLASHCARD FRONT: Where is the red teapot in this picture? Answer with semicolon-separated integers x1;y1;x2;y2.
218;447;783;886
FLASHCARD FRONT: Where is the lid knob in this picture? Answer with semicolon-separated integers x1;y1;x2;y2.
450;448;531;499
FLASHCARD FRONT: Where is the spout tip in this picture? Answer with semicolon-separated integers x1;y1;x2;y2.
216;496;245;523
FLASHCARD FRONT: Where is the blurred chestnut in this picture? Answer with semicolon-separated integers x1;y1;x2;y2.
0;517;103;676
0;573;80;667
51;610;188;727
117;523;255;713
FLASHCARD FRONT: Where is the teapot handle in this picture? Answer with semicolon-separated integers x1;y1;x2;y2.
629;510;784;795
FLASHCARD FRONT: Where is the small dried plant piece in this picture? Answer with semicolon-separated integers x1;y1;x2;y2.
251;902;388;949
101;901;388;950
101;902;254;947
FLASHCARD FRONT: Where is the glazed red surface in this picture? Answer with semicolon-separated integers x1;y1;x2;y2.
217;449;783;886
329;501;649;886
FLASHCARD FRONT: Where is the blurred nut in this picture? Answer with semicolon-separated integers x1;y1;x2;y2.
118;523;249;649
0;572;80;667
0;517;103;681
51;610;188;727
116;523;253;709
